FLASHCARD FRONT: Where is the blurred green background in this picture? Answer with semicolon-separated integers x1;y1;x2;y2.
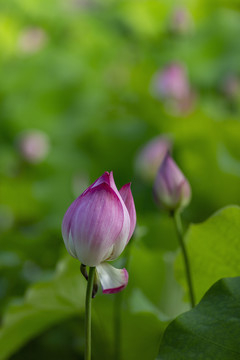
0;0;240;359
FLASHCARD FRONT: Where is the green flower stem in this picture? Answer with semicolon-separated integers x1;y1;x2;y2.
173;211;195;308
114;238;133;360
114;290;123;360
85;266;96;360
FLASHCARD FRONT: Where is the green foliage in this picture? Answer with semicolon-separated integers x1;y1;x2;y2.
0;0;240;358
175;206;240;302
93;294;166;360
0;257;86;360
157;277;240;359
1;206;240;359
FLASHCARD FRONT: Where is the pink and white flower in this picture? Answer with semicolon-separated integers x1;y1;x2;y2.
62;171;136;294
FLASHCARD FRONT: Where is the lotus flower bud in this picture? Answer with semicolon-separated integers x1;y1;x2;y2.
169;7;194;35
151;63;190;102
18;27;47;54
135;136;172;183
62;171;136;294
154;154;191;212
151;63;196;115
17;130;50;164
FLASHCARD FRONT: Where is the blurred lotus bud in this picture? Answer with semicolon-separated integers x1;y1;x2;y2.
135;136;172;183
18;27;47;54
17;130;50;164
152;63;190;101
221;74;240;99
154;154;191;212
151;63;196;115
62;171;136;294
169;7;194;35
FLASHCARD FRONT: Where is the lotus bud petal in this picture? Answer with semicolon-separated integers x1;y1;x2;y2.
119;183;136;241
96;263;128;294
154;154;191;212
135;136;172;182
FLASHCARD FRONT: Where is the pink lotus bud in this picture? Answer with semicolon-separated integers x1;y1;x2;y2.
154;154;191;212
17;130;50;164
152;64;190;101
62;171;136;294
135;136;172;183
169;7;194;35
151;63;196;115
18;27;47;54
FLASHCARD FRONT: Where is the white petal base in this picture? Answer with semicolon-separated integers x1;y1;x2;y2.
96;263;128;294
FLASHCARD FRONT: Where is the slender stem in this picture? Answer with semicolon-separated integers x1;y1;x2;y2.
85;266;95;360
114;237;133;360
173;211;195;308
114;291;122;360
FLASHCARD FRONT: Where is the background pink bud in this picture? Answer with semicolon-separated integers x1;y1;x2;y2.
18;27;47;54
62;171;136;267
17;130;50;164
135;136;172;183
152;64;190;101
150;63;196;115
154;154;191;212
169;7;194;35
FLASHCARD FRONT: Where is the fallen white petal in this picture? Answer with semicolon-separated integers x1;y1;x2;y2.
96;263;128;294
